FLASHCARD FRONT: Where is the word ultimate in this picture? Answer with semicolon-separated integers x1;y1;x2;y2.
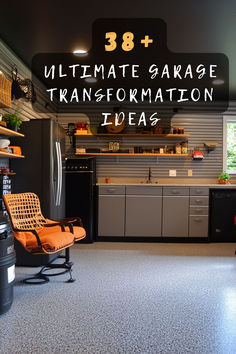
101;112;160;127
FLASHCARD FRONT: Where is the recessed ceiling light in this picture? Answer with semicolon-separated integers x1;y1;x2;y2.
85;77;97;83
212;79;225;85
73;49;88;57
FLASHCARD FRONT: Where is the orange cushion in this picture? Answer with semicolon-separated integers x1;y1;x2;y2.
46;219;86;241
15;229;74;253
14;231;27;248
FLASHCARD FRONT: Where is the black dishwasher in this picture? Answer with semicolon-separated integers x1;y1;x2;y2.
210;188;236;242
65;157;96;243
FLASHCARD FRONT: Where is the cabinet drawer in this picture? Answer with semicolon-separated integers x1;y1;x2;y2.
189;216;209;237
190;187;209;196
190;206;209;215
190;196;209;206
99;185;125;195
126;186;162;196
163;187;189;196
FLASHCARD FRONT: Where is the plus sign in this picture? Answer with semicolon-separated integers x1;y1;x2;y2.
141;35;153;48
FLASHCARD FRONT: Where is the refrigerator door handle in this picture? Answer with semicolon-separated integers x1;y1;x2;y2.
57;141;63;206
55;141;60;206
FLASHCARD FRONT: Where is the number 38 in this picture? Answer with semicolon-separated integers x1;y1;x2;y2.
105;32;134;52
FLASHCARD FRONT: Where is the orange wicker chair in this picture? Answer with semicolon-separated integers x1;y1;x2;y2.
3;192;86;284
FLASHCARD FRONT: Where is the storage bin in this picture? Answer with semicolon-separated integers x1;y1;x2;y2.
0;215;15;315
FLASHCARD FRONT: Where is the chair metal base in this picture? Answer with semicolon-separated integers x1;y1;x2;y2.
23;274;49;285
22;248;75;284
38;261;75;283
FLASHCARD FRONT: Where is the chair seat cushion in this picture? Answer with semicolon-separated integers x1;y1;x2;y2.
14;229;74;253
46;219;86;241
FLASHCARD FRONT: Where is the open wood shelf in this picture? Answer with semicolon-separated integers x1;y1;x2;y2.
0;172;16;176
0;125;24;137
75;153;188;157
74;133;190;138
0;151;25;159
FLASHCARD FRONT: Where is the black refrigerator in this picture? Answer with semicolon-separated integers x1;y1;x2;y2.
10;119;65;266
11;118;65;219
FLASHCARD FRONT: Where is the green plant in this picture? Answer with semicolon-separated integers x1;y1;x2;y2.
3;112;22;129
218;171;231;181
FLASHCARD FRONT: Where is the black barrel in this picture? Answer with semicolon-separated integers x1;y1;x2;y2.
0;215;16;315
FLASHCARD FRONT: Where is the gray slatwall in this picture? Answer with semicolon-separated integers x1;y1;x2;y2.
0;39;57;168
57;113;224;179
0;39;57;120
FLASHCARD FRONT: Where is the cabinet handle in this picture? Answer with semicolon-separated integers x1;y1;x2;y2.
195;199;203;203
107;188;116;193
195;208;202;212
195;189;203;194
171;189;180;194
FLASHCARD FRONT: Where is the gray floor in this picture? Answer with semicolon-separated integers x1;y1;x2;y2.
0;242;236;354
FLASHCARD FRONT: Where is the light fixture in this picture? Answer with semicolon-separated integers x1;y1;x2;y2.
212;78;225;85
85;77;97;83
73;49;88;57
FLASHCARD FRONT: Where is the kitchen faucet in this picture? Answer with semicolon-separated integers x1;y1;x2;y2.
147;167;152;184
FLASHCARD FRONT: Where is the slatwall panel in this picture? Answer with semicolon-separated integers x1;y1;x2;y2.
0;39;57;169
0;39;57;120
57;112;224;178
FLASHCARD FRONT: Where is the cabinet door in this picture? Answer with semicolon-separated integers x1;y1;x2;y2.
98;195;125;236
162;196;189;237
125;196;162;236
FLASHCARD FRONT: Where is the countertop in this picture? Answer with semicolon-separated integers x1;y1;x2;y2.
97;178;236;187
97;183;236;187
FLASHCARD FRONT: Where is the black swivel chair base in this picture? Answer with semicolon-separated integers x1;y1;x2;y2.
23;248;75;284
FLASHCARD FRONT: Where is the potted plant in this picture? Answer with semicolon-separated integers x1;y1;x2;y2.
2;112;22;131
218;171;231;184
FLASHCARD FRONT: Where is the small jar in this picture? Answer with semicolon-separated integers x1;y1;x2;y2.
181;142;188;154
175;143;181;154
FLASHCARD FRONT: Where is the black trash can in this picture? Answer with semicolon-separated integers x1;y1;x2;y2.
0;215;16;315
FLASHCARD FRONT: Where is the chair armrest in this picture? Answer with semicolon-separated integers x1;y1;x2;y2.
14;228;42;248
57;217;83;227
47;217;83;227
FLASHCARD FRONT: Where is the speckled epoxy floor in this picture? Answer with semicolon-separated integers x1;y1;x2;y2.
0;242;236;354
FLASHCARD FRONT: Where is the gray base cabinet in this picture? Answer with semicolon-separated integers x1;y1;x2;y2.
98;185;210;238
162;196;189;237
98;195;125;236
125;196;162;236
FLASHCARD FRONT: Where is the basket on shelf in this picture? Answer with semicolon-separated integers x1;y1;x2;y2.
0;73;12;108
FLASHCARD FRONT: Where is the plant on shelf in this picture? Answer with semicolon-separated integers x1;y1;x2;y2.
218;171;231;184
2;111;22;131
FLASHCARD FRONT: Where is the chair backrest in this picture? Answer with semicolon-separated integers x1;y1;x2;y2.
3;192;47;231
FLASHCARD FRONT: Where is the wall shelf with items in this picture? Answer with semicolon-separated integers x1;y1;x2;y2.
0;125;25;158
0;125;24;137
73;131;190;157
0;151;24;159
74;133;190;139
76;153;188;157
